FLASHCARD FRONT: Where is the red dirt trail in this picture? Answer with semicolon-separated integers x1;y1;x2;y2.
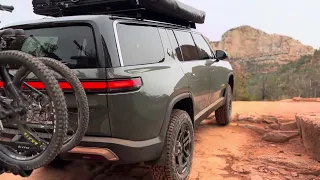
1;101;320;180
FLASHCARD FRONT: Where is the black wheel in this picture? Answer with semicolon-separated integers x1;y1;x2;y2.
0;50;68;170
151;109;194;180
215;84;232;126
13;57;89;152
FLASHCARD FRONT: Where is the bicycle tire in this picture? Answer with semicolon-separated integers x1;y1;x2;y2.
13;57;89;152
0;50;68;170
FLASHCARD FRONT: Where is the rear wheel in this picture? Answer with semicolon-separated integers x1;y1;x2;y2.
0;50;68;170
151;109;194;180
13;57;89;152
215;84;232;126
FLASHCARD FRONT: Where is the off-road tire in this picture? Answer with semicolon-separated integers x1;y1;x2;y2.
13;57;89;152
151;109;194;180
215;84;232;126
0;50;68;170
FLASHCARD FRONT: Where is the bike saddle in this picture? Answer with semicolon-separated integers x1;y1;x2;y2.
0;28;25;38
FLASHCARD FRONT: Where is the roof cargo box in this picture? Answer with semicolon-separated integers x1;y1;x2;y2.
32;0;206;26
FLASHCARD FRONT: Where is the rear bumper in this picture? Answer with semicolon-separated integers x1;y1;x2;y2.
0;128;164;164
64;136;164;164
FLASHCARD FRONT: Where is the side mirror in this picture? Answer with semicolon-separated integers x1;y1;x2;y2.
215;50;228;60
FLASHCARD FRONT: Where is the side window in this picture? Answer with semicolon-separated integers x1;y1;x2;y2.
166;30;183;61
174;30;199;61
192;33;213;60
117;23;164;66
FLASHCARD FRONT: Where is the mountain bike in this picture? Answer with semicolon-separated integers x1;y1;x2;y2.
0;4;68;176
13;57;89;153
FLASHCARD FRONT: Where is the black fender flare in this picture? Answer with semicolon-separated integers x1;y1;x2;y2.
227;72;234;93
228;72;234;80
153;92;194;165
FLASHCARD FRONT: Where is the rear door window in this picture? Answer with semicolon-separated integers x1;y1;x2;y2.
117;23;164;66
9;26;98;69
173;30;199;61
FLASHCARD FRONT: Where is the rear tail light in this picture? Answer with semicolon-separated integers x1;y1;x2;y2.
0;77;142;93
106;78;142;93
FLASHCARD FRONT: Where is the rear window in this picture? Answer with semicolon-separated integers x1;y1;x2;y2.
117;23;164;66
9;26;98;69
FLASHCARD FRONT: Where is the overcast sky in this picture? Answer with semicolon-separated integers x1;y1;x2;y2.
1;0;319;48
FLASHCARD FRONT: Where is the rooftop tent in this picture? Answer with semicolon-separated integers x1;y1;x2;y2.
138;0;206;24
32;0;206;26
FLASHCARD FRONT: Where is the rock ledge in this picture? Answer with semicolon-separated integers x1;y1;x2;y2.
296;114;320;161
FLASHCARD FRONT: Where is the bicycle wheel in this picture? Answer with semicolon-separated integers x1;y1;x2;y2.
0;50;68;170
13;57;89;152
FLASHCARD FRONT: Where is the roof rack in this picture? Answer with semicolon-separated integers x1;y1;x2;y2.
33;0;204;28
100;7;196;28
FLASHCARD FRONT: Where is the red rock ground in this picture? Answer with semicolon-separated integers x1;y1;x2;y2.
1;101;320;180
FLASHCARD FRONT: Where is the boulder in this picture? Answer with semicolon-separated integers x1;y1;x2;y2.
238;115;255;122
269;123;281;130
262;131;299;143
261;115;279;124
296;114;320;161
245;125;270;135
280;121;298;131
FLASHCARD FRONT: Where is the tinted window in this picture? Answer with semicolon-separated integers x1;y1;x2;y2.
166;30;183;61
10;26;98;69
174;31;199;61
117;24;164;66
193;33;213;60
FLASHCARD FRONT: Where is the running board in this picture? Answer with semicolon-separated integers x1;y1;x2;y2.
194;97;225;126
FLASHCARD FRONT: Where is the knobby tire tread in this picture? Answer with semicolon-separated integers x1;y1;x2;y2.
151;109;194;180
215;84;232;126
14;57;89;152
0;50;68;170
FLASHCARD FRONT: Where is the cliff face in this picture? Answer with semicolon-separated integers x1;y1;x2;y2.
211;25;314;64
211;26;320;101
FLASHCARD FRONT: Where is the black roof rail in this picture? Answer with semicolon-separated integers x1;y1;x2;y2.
109;15;193;29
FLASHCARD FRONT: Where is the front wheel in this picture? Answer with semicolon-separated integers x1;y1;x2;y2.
215;84;232;126
151;109;194;180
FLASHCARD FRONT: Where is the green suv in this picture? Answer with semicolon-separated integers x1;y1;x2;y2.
4;14;233;179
